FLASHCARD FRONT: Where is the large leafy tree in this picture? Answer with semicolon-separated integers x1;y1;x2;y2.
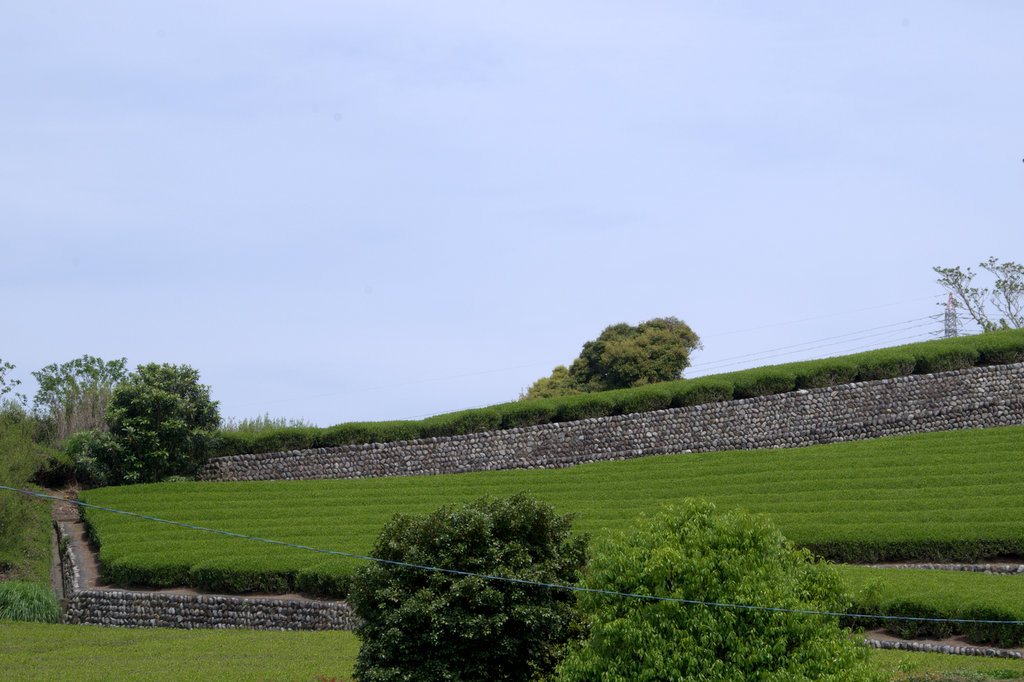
31;355;127;444
557;500;879;682
73;363;220;485
348;493;589;682
523;317;701;399
935;257;1024;332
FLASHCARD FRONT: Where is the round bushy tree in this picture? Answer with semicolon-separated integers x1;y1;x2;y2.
556;500;880;682
92;363;219;484
348;493;589;682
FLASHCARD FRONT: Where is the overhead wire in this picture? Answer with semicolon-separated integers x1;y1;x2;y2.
688;316;943;375
6;485;1022;627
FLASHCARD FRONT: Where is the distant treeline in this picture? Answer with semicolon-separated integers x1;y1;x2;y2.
213;329;1024;457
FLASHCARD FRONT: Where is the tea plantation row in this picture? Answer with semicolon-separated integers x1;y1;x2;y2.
213;330;1024;456
80;426;1024;645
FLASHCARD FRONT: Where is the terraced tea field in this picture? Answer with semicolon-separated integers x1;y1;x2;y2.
80;426;1024;644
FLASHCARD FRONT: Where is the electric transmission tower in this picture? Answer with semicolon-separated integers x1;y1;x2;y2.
944;293;960;338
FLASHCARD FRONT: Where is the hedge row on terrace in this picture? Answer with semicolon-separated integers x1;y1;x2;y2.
213;329;1024;457
91;547;1024;649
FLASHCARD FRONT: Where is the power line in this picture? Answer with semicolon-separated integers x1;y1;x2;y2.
6;485;1022;627
688;317;941;375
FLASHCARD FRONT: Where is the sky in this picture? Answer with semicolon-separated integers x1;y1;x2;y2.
2;1;1022;426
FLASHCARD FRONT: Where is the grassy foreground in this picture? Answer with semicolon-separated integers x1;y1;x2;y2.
1;621;1023;681
0;621;358;681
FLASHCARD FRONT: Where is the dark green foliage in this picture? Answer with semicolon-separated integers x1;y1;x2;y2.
792;359;860;389
727;368;798;399
667;377;735;407
973;330;1024;365
557;500;878;681
348;494;589;682
522;318;702;399
911;340;981;374
83;363;220;485
568;317;702;392
852;350;918;381
187;560;290;594
420;408;504;438
606;384;674;414
295;565;352;599
0;581;61;623
843;566;1024;648
551;393;617;422
565;315;700;391
522;365;583;400
497;401;560;429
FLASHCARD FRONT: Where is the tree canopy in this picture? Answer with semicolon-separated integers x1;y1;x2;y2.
935;257;1023;332
31;355;127;444
348;493;588;681
523;317;701;399
556;500;879;681
68;363;220;485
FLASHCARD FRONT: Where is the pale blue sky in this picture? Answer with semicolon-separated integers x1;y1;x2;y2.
3;2;1021;425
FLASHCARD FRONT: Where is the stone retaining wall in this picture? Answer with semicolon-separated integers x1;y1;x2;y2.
202;363;1024;482
56;522;358;630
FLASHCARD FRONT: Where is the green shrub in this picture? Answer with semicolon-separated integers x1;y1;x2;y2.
348;493;589;682
667;377;735;407
608;384;674;414
498;400;560;429
332;421;421;444
553;393;617;422
420;408;503;438
187;560;291;594
971;328;1024;365
295;565;351;599
0;581;61;623
793;359;860;389
729;368;798;399
912;341;981;374
853;350;918;381
557;500;879;682
94;363;220;485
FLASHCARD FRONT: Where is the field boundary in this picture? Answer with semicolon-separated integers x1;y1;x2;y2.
55;521;358;631
202;362;1024;482
51;518;1024;657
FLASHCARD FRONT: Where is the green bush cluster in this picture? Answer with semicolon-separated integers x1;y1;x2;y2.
842;566;1024;648
349;494;588;681
803;538;1024;565
213;330;1024;457
557;500;878;681
97;551;354;598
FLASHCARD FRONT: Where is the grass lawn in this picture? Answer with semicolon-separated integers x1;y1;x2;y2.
2;621;1023;681
0;621;358;681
